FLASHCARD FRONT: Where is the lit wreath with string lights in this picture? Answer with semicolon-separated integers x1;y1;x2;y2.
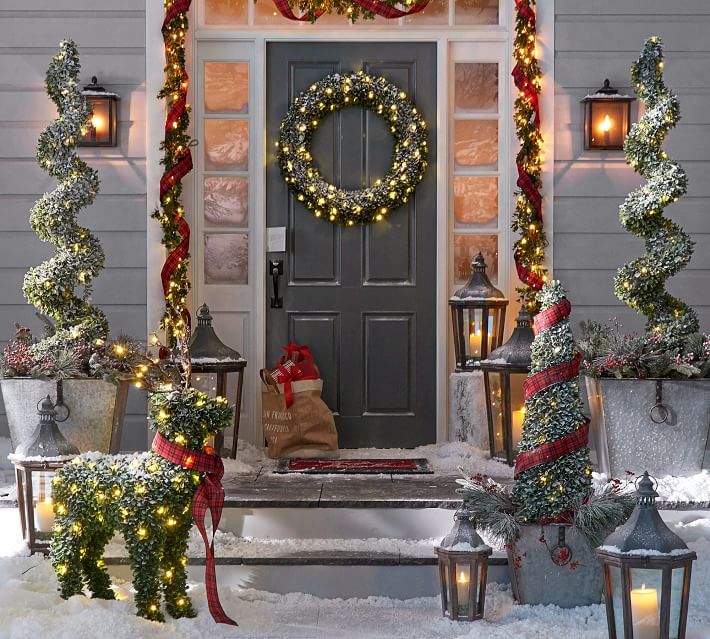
276;71;428;226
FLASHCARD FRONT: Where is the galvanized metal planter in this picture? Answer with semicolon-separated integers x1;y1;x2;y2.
1;377;129;454
585;377;710;478
508;524;603;608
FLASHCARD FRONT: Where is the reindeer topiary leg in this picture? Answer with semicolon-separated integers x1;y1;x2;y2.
162;515;196;618
51;521;85;599
81;528;115;600
125;526;165;622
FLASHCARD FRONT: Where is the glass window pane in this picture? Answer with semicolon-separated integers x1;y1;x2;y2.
205;62;249;114
453;233;498;285
454;176;498;226
205;233;249;284
204;119;249;171
204;176;249;227
454;0;498;25
404;0;448;24
204;0;247;25
454;120;498;169
455;63;498;113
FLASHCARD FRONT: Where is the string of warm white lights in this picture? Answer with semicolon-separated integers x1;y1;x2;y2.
511;0;547;314
276;71;428;226
152;0;193;343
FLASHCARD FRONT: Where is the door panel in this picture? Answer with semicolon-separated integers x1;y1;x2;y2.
266;42;437;448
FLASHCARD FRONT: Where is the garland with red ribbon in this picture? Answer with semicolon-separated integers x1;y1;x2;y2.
272;0;429;22
512;0;548;314
514;294;589;481
152;432;237;626
152;0;193;343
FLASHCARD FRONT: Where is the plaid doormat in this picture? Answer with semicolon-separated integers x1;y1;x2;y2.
274;458;433;475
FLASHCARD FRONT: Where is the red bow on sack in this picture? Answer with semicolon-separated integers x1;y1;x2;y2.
279;341;313;365
152;432;237;626
269;343;319;407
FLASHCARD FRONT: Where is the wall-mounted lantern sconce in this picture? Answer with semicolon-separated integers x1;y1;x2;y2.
581;80;635;151
80;76;119;147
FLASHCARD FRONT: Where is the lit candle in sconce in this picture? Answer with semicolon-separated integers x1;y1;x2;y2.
456;569;470;607
512;405;527;443
36;496;55;533
630;584;659;639
600;114;612;147
469;325;482;358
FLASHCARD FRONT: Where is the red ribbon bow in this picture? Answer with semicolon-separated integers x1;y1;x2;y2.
270;358;318;407
152;432;237;626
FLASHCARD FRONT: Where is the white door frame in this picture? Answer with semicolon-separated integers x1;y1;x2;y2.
146;6;555;447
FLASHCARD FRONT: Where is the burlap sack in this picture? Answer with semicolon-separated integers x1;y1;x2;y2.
260;371;339;459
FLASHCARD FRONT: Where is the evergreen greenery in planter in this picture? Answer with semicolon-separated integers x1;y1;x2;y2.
458;282;633;607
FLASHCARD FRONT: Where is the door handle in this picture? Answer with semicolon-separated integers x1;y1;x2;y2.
270;259;284;308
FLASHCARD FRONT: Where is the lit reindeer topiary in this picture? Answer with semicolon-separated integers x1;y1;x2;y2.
50;387;236;624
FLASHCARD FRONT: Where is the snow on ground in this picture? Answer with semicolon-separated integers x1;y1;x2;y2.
223;440;514;478
3;540;710;638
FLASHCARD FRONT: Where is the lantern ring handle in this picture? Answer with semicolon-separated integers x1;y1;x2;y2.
649;379;669;424
634;473;659;492
37;397;70;422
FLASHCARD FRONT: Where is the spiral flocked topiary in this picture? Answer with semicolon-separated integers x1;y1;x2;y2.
22;40;107;352
614;37;697;345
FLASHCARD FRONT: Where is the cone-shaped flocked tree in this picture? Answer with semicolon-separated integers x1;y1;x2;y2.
614;37;697;345
22;40;107;353
511;281;592;523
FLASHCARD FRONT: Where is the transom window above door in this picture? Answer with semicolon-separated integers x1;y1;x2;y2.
200;0;501;27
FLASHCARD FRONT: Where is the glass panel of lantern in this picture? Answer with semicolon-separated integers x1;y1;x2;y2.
80;77;119;147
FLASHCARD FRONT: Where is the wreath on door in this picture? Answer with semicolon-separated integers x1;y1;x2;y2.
276;70;429;226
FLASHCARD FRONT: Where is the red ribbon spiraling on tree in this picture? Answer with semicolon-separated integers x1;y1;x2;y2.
514;297;589;478
152;432;237;626
159;0;193;333
272;0;429;21
513;0;545;294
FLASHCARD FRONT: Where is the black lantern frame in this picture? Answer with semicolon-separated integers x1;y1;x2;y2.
435;507;492;622
80;76;119;147
581;79;635;151
449;253;508;372
596;472;696;639
480;308;534;465
189;303;247;459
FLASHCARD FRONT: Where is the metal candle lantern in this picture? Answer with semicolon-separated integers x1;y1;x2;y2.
449;253;508;371
596;472;696;639
189;303;246;459
11;396;79;554
435;506;492;621
581;80;635;151
480;307;534;465
80;76;119;147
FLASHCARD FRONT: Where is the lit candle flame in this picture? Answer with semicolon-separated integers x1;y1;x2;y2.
600;114;612;133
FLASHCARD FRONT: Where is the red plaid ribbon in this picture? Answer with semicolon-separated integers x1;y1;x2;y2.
273;0;429;20
515;0;535;25
534;298;572;335
516;162;542;215
152;432;237;626
162;0;191;28
514;420;590;478
523;353;581;400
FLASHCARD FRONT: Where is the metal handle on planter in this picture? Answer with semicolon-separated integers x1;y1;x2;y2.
649;379;669;424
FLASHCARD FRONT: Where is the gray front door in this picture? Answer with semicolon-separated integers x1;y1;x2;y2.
266;42;437;448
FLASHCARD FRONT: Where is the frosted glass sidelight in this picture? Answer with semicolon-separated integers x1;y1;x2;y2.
454;0;498;25
403;0;448;24
453;234;498;284
204;176;249;227
454;120;498;169
204;0;248;25
204;62;249;114
204;233;249;284
454;176;498;226
204;120;249;171
455;63;498;113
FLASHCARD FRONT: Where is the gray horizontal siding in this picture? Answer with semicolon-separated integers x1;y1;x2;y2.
0;3;147;450
554;1;710;335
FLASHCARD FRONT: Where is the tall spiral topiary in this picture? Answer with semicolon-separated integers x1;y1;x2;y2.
512;281;592;523
22;40;107;351
614;37;697;345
